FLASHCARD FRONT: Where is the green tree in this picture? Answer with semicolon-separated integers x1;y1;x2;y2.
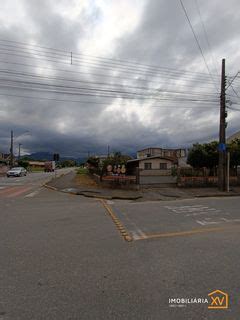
86;157;99;168
187;143;208;168
228;138;240;167
187;142;218;169
18;160;29;169
60;159;76;167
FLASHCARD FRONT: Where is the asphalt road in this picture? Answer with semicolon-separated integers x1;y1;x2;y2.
0;168;74;199
0;183;240;319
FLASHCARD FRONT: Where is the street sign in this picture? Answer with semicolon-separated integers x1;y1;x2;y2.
218;143;226;152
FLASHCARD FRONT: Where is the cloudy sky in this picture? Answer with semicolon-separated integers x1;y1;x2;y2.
0;0;240;158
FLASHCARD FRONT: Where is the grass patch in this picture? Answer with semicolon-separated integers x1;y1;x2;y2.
29;167;45;172
77;167;88;175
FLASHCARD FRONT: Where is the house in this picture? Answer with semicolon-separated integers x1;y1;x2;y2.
127;146;187;185
137;147;186;159
28;161;45;170
227;130;240;143
127;155;177;175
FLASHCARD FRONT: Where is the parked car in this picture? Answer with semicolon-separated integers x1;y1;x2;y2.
6;167;27;177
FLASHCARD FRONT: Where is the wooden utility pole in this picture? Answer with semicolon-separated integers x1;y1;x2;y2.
18;143;22;161
10;130;14;167
218;58;227;191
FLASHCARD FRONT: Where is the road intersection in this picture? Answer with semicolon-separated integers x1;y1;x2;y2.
1;172;240;319
0;168;73;199
104;197;240;241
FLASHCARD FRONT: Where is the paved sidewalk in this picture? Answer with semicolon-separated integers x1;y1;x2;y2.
45;171;240;201
46;171;142;200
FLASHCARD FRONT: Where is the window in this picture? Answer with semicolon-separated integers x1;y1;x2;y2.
160;163;167;170
144;162;152;170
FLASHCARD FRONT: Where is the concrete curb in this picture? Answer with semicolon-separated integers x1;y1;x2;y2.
42;169;76;190
44;183;143;200
43;184;57;191
195;193;240;198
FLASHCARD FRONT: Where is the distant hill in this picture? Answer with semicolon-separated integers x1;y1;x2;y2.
22;152;53;161
21;152;87;164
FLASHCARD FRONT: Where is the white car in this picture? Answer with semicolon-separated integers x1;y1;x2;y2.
7;167;27;177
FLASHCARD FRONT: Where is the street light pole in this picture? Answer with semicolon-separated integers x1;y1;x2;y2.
9;130;30;167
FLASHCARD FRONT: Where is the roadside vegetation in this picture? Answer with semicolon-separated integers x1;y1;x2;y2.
187;139;240;171
77;167;88;175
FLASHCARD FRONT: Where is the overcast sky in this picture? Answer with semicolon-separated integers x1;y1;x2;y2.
0;0;240;158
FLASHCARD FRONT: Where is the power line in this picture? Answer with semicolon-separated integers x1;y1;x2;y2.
0;69;217;98
0;83;218;103
0;49;217;84
0;60;218;91
0;44;218;81
226;72;240;90
179;0;219;92
0;38;220;78
0;92;219;107
194;0;220;77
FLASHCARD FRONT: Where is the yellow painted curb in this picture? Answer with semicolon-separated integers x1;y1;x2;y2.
100;199;133;242
124;235;133;242
135;225;240;241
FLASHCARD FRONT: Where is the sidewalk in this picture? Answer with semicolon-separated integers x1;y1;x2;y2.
45;171;143;200
45;171;240;201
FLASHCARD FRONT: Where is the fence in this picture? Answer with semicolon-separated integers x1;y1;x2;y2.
178;176;240;187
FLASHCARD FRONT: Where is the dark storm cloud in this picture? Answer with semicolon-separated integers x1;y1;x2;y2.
0;0;240;157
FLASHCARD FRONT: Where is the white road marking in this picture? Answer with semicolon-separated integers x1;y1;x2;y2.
24;189;42;198
196;217;240;226
131;231;147;240
164;204;235;226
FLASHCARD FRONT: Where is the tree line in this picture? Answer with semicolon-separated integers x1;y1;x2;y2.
187;139;240;171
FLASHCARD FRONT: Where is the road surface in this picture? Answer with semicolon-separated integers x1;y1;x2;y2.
0;168;74;199
0;181;239;319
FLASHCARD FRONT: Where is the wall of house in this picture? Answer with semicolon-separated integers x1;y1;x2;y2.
137;148;163;158
139;175;177;185
137;148;186;159
139;158;172;170
140;169;172;176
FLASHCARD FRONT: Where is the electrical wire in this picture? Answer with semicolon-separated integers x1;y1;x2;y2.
0;69;217;98
0;49;218;84
0;38;220;78
0;92;219;107
179;0;219;92
194;0;220;77
0;60;218;91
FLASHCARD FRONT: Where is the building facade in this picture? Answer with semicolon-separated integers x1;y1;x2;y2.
137;147;186;159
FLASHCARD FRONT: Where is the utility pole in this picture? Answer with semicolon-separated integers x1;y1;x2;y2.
218;58;227;191
107;145;110;158
18;143;22;161
10;130;14;167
